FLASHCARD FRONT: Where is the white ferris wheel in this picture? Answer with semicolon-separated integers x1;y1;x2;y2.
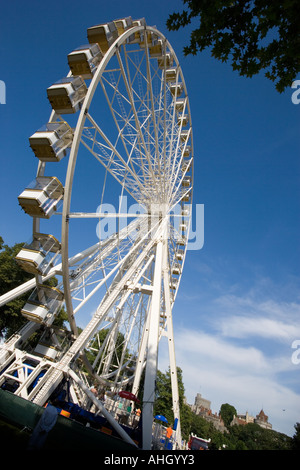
0;17;193;450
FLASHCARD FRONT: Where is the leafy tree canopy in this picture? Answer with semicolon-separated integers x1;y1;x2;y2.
220;402;237;428
154;367;192;440
0;237;67;339
0;237;33;338
167;0;300;92
229;422;292;450
292;422;300;450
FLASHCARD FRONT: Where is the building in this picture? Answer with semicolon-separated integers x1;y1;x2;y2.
192;393;211;413
232;411;255;426
190;393;272;433
255;409;272;430
231;409;272;430
189;394;226;433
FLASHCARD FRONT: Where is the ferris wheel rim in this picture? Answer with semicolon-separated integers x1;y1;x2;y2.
0;20;196;450
58;24;194;335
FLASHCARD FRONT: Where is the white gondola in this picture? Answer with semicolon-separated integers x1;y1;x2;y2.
87;21;118;52
170;83;183;97
15;233;61;276
183;145;191;158
114;17;134;42
21;285;64;324
172;263;181;276
18;176;64;218
177;236;187;247
181;208;190;217
149;39;163;58
68;44;103;79
182;192;191;202
165;67;177;82
175;249;185;261
139;26;154;48
180;130;190;142
34;342;59;361
47;76;87;114
182;159;192;173
158;53;173;69
175;98;186;112
178;114;189;127
29;121;73;162
129;18;147;44
169;277;178;290
182;176;191;187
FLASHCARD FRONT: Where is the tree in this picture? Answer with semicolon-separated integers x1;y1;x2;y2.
84;328;128;379
292;422;300;450
229;422;293;450
220;403;237;428
154;368;177;424
153;367;191;439
166;0;300;92
0;237;67;340
0;237;33;338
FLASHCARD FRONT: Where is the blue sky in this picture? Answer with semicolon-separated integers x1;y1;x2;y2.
1;0;299;437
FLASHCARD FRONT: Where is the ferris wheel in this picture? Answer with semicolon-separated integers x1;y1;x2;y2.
0;17;193;450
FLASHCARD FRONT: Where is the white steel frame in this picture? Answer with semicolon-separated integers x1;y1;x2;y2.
0;23;193;450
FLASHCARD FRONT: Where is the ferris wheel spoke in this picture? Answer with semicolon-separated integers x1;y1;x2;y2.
111;296;145;385
81;114;150;202
70;215;160;315
168;102;189;199
99;70;149;166
96;75;156;201
65;229;159;365
143;37;163;194
91;257;153;380
119;51;156;181
115;48;157;187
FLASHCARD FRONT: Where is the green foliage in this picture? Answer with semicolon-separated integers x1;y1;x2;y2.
292;422;300;450
154;368;177;424
0;237;67;340
190;412;213;439
166;0;300;92
220;403;237;428
228;423;292;450
0;238;33;338
153;367;192;440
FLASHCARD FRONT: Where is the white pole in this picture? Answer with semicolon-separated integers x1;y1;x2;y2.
142;239;163;450
68;368;138;447
163;244;182;447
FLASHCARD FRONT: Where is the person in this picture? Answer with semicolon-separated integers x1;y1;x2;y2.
27;402;58;450
133;407;141;427
90;385;98;396
165;426;173;449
